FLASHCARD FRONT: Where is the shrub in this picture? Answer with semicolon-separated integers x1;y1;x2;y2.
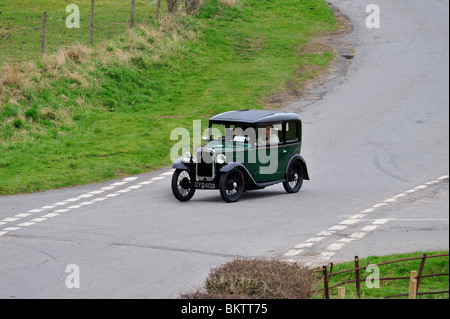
181;258;317;299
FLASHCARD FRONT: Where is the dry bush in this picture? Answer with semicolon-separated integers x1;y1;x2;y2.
181;258;317;299
220;0;239;7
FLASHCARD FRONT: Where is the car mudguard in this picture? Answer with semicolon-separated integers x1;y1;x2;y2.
286;155;310;180
172;158;195;173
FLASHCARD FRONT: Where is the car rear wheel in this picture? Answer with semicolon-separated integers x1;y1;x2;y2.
219;169;245;203
283;161;304;193
172;169;196;201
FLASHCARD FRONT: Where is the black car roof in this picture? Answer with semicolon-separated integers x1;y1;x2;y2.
209;110;301;125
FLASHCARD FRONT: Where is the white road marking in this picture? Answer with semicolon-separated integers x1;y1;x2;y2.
17;222;35;227
295;242;314;249
284;249;303;257
28;209;43;213
151;176;166;181
283;174;449;262
14;213;31;218
327;243;345;251
361;225;378;232
123;177;139;181
340;219;360;225
306;237;325;242
373;219;390;225
161;171;174;176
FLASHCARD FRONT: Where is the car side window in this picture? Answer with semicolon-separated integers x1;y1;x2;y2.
257;123;283;145
285;121;299;143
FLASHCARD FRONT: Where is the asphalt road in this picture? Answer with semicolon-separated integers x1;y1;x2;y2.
0;0;448;298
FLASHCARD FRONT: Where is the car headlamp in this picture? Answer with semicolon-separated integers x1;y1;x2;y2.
182;152;192;163
216;153;226;164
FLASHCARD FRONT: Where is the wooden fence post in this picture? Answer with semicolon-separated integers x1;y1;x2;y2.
41;12;47;57
416;254;427;293
130;0;135;28
338;287;345;299
322;265;329;299
156;0;161;20
354;256;361;299
409;271;417;299
90;0;94;45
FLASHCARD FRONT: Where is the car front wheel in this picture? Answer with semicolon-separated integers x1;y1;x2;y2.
172;169;196;201
219;169;245;203
283;161;304;193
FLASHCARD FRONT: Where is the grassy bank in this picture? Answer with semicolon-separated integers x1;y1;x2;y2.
0;0;340;195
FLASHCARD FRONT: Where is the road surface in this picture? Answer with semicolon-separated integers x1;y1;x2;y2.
0;0;448;298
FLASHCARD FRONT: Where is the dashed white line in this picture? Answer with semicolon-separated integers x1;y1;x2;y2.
283;174;449;262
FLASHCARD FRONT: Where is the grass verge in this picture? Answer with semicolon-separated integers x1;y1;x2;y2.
0;0;341;195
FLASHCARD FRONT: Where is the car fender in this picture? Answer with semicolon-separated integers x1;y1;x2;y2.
172;158;195;173
219;163;257;186
286;155;310;180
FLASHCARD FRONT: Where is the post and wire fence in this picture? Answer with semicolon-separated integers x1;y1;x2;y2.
0;0;202;66
315;253;449;299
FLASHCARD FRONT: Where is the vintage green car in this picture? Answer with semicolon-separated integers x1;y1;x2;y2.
171;110;309;202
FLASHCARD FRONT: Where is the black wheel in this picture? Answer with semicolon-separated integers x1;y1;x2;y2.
219;169;245;203
283;161;304;193
171;169;196;202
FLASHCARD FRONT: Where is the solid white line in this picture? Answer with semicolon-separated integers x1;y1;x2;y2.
437;175;449;180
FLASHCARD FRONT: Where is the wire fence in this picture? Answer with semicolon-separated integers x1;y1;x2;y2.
315;253;449;299
0;0;189;66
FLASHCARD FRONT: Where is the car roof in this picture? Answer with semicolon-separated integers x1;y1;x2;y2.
209;110;301;125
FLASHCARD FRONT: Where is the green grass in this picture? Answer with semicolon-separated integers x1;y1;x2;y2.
0;0;339;195
0;0;161;63
318;251;449;299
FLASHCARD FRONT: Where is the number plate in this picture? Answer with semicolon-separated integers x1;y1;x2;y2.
195;182;217;189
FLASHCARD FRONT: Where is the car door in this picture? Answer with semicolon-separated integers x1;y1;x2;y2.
254;123;284;182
